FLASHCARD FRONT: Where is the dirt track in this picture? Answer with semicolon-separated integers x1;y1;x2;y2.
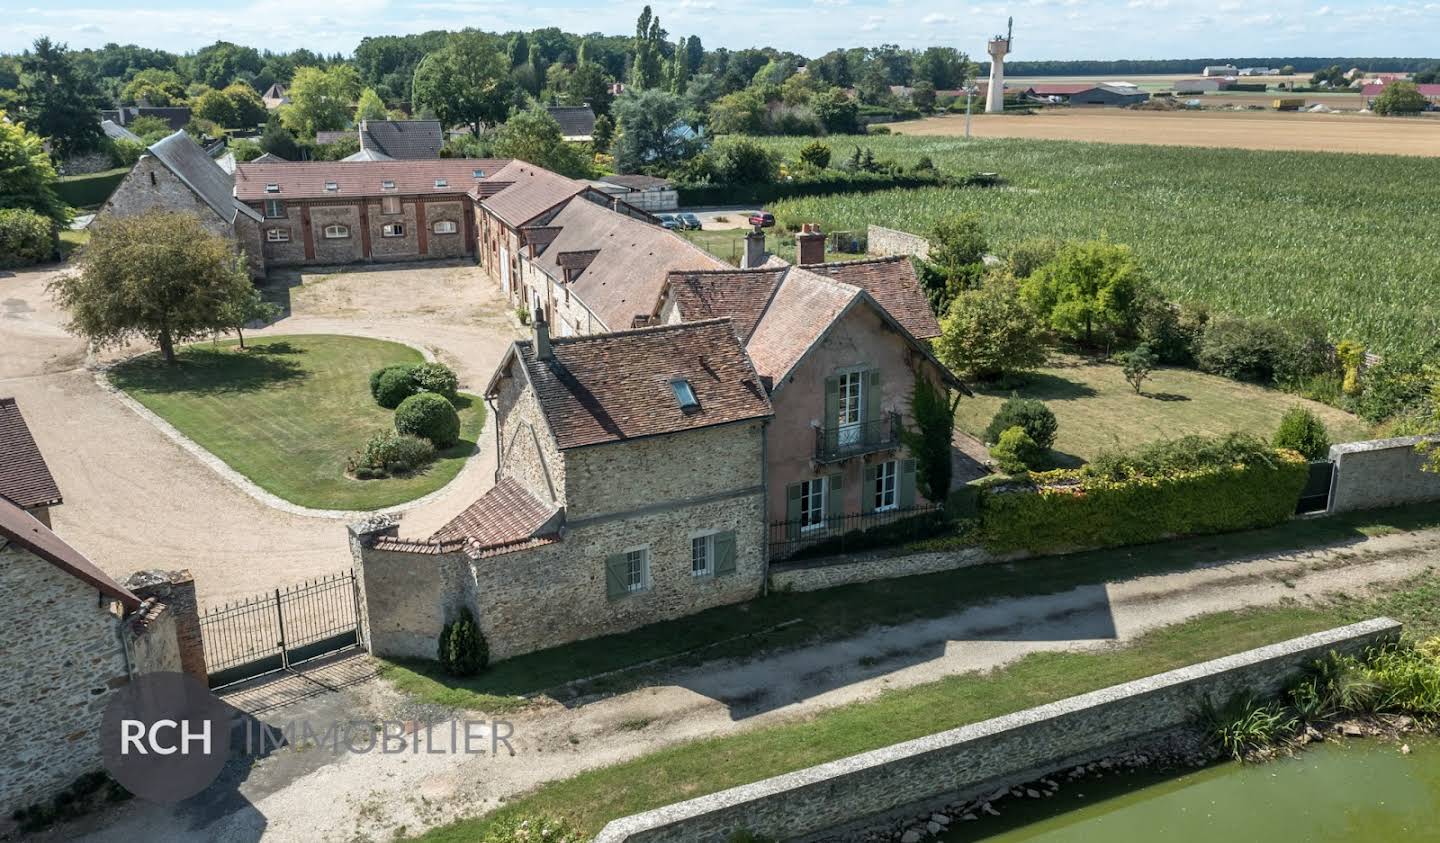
0;262;519;606
895;109;1440;156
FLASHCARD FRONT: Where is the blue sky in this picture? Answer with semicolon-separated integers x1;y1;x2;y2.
5;0;1440;61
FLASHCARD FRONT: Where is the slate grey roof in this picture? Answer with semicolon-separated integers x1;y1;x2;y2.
147;131;261;224
251;152;288;163
0;397;61;510
100;119;141;144
359;120;443;159
342;147;395;162
546;106;596;139
600;174;673;191
314;130;350;146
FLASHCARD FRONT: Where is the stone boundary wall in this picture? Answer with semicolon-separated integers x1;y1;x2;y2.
1329;434;1440;513
594;618;1401;843
770;546;1007;593
866;225;930;261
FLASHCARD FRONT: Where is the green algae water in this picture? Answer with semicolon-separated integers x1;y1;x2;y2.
936;739;1440;842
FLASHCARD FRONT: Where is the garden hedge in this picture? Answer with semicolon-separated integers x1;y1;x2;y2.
55;168;129;210
977;449;1309;553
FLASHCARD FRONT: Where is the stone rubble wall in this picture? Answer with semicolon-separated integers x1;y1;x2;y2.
770;545;1006;593
866;225;930;261
1328;434;1440;513
593;618;1402;843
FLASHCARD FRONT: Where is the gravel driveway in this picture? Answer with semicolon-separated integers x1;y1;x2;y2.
0;261;520;605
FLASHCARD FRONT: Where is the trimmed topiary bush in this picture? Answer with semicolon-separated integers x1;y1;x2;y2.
394;392;461;448
989;426;1042;474
0;208;55;269
1273;406;1331;460
346;429;435;479
438;607;488;677
411;361;459;399
370;364;417;409
984;395;1058;449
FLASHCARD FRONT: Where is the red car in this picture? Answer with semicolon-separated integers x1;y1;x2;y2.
748;211;776;228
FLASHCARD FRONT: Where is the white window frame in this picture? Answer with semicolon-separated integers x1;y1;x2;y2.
623;546;651;593
264;199;284;219
800;478;827;533
381;179;396;191
874;460;898;512
837;370;864;446
324;181;338;192
381;222;405;238
690;530;718;577
434;178;448;188
322;224;350;239
432;220;458;235
265;228;289;243
381;196;401;215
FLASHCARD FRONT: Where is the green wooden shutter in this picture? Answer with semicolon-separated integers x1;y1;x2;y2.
713;531;737;576
899;459;918;509
605;554;628;600
865;369;882;426
862;464;877;514
824;376;840;427
786;483;803;541
827;473;844;524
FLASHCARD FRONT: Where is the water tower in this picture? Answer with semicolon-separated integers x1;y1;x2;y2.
985;18;1013;114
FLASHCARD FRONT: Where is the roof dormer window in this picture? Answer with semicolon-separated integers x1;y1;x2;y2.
324;181;338;192
434;178;448;188
671;378;699;412
381;180;396;191
472;169;486;179
264;183;279;193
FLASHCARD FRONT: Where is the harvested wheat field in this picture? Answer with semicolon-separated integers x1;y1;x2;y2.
894;109;1440;156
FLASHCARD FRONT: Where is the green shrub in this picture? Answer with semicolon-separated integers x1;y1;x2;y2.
1197;315;1332;385
370;364;417;409
1136;297;1208;365
395;392;461;448
438;607;488;677
1272;406;1331;460
798;140;832;169
1347;353;1433;424
990;426;1041;474
0;208;55;268
984;395;1058;449
479;813;583;843
1196;693;1298;760
412;361;459;399
978;435;1307;553
346;430;435;479
1121;343;1158;393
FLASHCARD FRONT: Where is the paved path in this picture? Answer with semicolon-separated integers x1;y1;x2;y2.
0;261;520;605
53;523;1440;842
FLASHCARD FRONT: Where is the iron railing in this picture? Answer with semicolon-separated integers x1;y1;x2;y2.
768;504;946;562
815;411;902;463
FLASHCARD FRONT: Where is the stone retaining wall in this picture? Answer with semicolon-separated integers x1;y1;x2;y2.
594;618;1401;843
866;225;930;261
770;545;1004;593
1329;434;1440;513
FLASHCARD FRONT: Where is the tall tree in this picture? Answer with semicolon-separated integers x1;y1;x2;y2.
355;87;388;122
508;32;530;69
684;35;704;76
1022;240;1149;347
122;69;187;106
186;40;264;89
0;113;68;226
612;89;695;173
669;38;691;94
631;6;666;90
14;38;106;157
412;34;515;135
280;65;361;138
48;211;255;364
492;106;589;178
568;62;614;115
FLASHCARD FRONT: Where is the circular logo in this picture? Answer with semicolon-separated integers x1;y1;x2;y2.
100;671;232;803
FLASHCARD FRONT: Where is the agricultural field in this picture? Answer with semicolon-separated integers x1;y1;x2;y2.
893;109;1440;154
759;135;1440;355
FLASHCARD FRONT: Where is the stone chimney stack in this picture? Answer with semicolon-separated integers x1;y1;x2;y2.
534;307;553;361
742;229;767;269
796;223;826;265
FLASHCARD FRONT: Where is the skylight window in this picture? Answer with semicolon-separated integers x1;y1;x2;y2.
671;378;699;412
381;180;396;190
434;178;448;188
324;181;338;192
264;183;279;193
472;169;486;179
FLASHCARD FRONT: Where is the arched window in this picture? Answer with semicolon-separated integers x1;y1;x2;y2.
432;220;458;235
323;224;350;239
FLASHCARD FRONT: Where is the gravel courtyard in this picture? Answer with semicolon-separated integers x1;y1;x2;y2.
0;260;520;605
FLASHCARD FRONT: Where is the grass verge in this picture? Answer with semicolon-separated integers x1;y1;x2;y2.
109;334;484;510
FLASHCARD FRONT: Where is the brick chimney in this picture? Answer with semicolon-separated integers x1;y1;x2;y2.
796;223;825;265
534;307;553;361
741;229;767;269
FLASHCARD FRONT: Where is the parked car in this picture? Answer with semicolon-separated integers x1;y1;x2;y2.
748;211;776;228
679;213;703;230
656;213;681;230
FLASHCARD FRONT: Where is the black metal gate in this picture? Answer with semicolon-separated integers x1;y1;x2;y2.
1297;460;1334;514
199;570;363;689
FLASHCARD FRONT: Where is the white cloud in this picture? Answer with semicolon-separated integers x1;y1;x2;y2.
920;12;955;23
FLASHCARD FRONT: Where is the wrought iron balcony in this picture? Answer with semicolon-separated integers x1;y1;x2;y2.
814;411;902;463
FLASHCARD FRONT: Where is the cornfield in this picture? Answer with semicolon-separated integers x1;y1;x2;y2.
758;135;1440;356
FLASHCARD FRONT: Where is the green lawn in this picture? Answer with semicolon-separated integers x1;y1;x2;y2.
109;334;484;510
956;352;1369;463
58;228;89;260
414;563;1440;840
679;227;870;266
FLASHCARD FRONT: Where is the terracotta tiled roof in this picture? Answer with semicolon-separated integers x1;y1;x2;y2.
745;271;860;383
0;397;61;509
479;160;589;228
798;257;940;339
530;198;728;330
662;267;787;341
508;319;772;450
430;477;559;549
0;497;139;610
234;159;510;201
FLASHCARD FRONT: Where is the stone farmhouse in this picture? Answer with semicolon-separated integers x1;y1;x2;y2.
0;397;63;527
351;318;773;661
